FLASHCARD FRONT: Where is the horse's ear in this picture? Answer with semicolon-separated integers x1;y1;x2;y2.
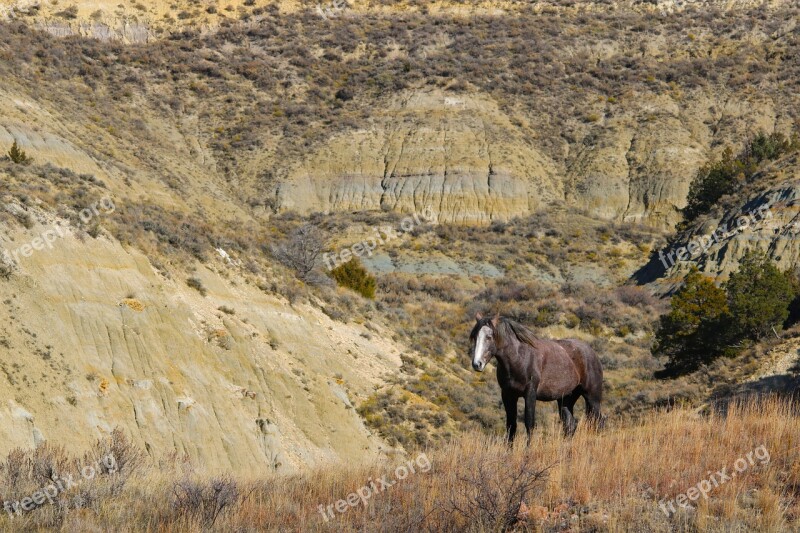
475;312;483;322
491;313;500;327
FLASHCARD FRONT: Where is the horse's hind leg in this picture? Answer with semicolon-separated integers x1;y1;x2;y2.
558;394;578;437
556;399;572;436
523;388;537;445
584;393;604;431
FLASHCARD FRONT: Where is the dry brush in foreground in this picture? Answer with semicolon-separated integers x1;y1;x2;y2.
0;399;797;531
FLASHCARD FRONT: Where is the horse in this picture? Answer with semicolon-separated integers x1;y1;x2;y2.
468;313;604;443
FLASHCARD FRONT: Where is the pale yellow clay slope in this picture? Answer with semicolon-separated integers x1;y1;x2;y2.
0;209;404;474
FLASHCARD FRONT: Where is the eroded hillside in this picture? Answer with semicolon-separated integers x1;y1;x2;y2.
637;152;800;292
1;0;800;475
0;190;406;473
2;0;792;43
2;4;799;226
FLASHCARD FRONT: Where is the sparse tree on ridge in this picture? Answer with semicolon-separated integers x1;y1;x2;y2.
654;267;730;375
7;140;31;165
271;224;326;283
655;253;798;377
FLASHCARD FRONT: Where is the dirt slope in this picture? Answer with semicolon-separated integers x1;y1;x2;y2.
0;206;405;473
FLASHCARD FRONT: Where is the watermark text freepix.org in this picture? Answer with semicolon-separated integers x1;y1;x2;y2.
659;204;772;270
659;444;770;516
1;196;115;267
315;0;347;20
3;453;117;517
323;206;437;271
318;452;431;521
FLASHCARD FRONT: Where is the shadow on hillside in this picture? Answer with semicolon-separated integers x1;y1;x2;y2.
630;248;669;286
707;352;800;415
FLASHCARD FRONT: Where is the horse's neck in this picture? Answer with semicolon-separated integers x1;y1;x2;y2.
496;335;530;372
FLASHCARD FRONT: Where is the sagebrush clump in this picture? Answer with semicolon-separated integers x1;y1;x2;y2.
1;400;796;531
329;258;376;299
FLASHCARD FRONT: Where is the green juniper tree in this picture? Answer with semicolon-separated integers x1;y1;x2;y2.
655;253;797;377
681;148;749;223
654;267;730;375
329;258;376;299
724;250;795;341
681;132;799;225
7;140;31;165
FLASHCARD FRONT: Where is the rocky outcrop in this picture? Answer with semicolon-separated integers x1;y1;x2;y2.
277;91;561;225
634;153;800;292
35;20;152;43
566;107;708;225
277;88;793;226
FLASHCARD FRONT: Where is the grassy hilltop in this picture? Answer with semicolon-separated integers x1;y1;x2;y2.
1;398;797;531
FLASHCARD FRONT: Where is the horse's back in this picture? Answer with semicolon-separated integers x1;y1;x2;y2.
534;338;582;400
555;339;603;397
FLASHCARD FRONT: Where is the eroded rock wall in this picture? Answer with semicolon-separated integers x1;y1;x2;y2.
0;212;403;474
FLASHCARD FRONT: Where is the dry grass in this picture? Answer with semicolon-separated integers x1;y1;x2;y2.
1;398;797;531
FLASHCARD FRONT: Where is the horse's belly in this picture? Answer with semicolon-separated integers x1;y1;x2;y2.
536;359;581;400
536;387;578;402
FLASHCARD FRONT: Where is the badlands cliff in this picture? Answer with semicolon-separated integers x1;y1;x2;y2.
637;153;800;291
0;0;799;473
2;3;798;226
0;204;404;473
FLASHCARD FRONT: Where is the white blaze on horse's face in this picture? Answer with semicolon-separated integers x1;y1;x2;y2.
472;325;493;372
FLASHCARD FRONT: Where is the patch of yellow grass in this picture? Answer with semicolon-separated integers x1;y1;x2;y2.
225;398;798;531
0;398;796;531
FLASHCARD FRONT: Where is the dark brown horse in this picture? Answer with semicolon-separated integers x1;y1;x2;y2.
468;313;604;442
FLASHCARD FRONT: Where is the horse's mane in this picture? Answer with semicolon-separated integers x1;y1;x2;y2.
497;317;540;348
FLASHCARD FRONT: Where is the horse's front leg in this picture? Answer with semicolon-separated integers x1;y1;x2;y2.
502;390;518;446
524;388;537;445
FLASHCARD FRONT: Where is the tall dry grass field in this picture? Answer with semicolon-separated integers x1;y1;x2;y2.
1;399;797;531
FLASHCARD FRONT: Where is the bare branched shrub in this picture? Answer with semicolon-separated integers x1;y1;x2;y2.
271;223;326;282
1;448;29;490
172;476;240;528
0;444;70;501
615;285;656;308
438;453;551;531
84;428;145;494
0;430;148;530
31;444;71;487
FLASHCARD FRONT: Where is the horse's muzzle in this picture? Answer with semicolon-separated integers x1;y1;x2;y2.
472;361;485;372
